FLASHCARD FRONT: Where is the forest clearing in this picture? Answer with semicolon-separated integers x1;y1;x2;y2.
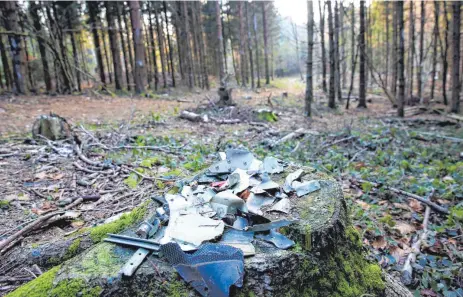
0;1;462;297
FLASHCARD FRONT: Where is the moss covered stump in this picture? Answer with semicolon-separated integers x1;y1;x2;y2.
7;165;410;297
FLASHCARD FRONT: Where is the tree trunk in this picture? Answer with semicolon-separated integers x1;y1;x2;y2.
451;1;461;113
163;1;176;88
67;7;81;92
78;34;90;86
292;22;303;81
123;4;135;86
391;1;398;98
106;2;123;90
129;0;146;94
440;2;450;106
253;5;261;89
358;1;367;108
30;2;52;93
216;1;225;85
147;6;159;91
246;2;255;89
191;2;202;89
327;1;336;109
2;1;26;94
397;1;405;117
153;3;167;89
117;2;131;91
319;1;327;93
182;1;193;89
430;1;439;100
407;1;415;104
334;1;342;101
0;35;12;91
221;13;228;75
305;0;314;117
239;2;247;87
340;2;346;89
348;1;356;107
20;21;34;91
195;2;209;90
385;1;390;89
417;1;425;103
262;2;270;85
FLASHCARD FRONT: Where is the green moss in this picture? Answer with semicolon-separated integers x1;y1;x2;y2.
0;200;10;208
345;226;362;248
379;214;396;227
166;279;189;297
65;238;81;259
49;279;102;297
6;265;61;297
304;225;312;251
88;201;149;243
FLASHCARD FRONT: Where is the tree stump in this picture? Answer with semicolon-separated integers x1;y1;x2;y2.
32;114;71;141
5;165;411;297
218;87;234;106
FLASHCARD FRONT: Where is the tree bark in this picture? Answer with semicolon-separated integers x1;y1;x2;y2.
407;1;415;103
358;1;367;108
451;1;461;113
397;1;405;117
153;3;167;89
101;22;112;85
129;0;146;94
117;2;131;91
147;5;159;91
340;2;346;89
2;1;26;94
327;1;336;109
253;4;261;89
319;1;327;93
30;2;52;92
0;35;12;91
391;1;398;98
88;2;106;86
246;2;255;89
106;2;123;90
163;1;176;88
123;3;135;85
216;1;225;84
195;2;208;90
440;2;449;106
417;1;425;103
182;1;193;89
430;1;439;100
67;6;81;92
239;2;247;87
292;22;303;81
305;0;314;117
334;1;342;101
262;1;270;85
385;1;390;90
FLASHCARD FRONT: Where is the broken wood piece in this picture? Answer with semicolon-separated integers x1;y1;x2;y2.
355;179;449;214
210;117;241;124
270;128;305;149
179;110;209;123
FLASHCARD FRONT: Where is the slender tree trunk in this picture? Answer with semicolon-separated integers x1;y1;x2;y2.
129;0;146;94
52;3;72;93
397;1;405;117
253;5;261;88
153;3;167;88
182;1;193;89
123;4;135;83
441;2;449;105
350;2;355;94
20;22;34;91
417;0;425;102
292;22;303;81
246;2;255;89
408;1;415;103
431;1;439;100
143;19;153;88
221;13;228;75
216;1;225;84
239;2;247;87
358;0;367;108
340;2;346;89
147;7;158;90
191;2;202;88
2;1;26;94
195;1;208;90
30;2;52;92
385;1;390;89
451;1;461;113
102;26;112;84
106;1;123;90
78;34;90;86
117;2;131;91
327;1;336;108
391;1;398;98
334;1;342;101
163;1;176;88
319;1;327;93
68;8;81;92
262;2;270;85
88;2;106;85
0;35;12;90
305;0;314;117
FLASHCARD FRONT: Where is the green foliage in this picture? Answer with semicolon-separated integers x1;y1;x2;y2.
6;266;61;297
124;173;139;189
0;200;10;208
257;110;279;122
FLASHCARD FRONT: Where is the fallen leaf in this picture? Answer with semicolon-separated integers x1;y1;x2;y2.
355;199;370;210
378;200;388;205
393;203;411;211
371;236;387;249
71;221;85;228
393;221;416;235
239;189;251;200
389;245;407;262
420;289;438;297
408;199;423;212
437;199;451;205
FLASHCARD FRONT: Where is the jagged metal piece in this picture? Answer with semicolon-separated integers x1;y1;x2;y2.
219;229;256;256
245;219;298;232
262;156;284;174
293;180;321;197
211;190;247;218
270;198;291;214
255;229;295;249
246;193;275;215
283;169;304;193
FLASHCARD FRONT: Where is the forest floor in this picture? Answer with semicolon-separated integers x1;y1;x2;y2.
0;77;462;297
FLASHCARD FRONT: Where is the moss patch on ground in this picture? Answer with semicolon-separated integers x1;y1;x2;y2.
6;265;61;297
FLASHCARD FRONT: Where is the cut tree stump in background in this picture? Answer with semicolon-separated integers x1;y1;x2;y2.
32;114;71;141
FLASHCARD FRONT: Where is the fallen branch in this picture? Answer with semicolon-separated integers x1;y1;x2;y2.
269;128;305;149
401;190;433;285
210;117;241;124
179;110;209;123
0;211;64;253
355;179;449;214
74;144;108;168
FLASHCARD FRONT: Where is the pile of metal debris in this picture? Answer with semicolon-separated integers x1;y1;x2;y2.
104;148;322;297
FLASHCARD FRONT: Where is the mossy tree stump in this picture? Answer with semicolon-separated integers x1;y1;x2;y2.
6;166;411;297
